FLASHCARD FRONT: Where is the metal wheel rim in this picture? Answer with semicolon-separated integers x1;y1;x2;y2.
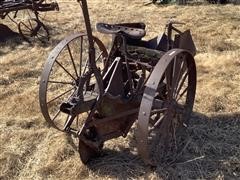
39;33;108;131
18;18;49;43
136;49;197;165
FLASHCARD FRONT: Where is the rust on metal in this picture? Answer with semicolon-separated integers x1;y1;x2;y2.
39;0;197;165
0;0;59;42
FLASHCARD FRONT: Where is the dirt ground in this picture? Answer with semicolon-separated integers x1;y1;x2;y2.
0;0;240;179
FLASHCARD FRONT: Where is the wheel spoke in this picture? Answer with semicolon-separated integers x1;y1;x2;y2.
150;108;167;115
67;44;79;78
52;110;61;122
47;87;75;104
76;115;79;128
178;57;187;81
149;115;165;134
36;32;46;38
177;86;188;102
28;19;34;31
21;29;31;34
96;51;103;63
26;10;31;18
165;64;173;99
48;80;74;85
36;34;44;41
172;57;184;97
79;36;83;76
175;71;188;99
55;60;76;81
21;22;32;31
64;115;70;127
174;59;187;98
82;59;89;75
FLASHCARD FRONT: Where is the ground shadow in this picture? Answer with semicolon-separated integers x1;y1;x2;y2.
0;23;23;52
80;112;240;179
0;23;63;54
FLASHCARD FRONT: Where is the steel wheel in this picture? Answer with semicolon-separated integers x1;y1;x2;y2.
137;49;196;165
18;18;49;43
39;33;108;131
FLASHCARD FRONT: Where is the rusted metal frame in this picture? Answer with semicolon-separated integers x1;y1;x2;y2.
80;0;95;59
85;109;138;143
62;67;105;132
120;59;153;95
0;2;57;14
50;90;78;122
100;131;124;142
79;0;103;99
64;102;96;134
167;23;182;50
115;35;135;96
79;135;102;149
88;108;139;126
104;58;126;97
37;0;197;165
132;64;153;97
102;36;119;74
120;35;155;97
0;5;32;14
34;3;59;12
167;23;173;50
124;56;154;70
63;89;97;132
171;26;182;34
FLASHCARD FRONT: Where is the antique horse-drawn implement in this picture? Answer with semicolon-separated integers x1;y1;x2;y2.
0;0;59;42
39;0;197;165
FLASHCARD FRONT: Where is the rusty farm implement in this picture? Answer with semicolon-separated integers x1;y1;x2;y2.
39;0;197;165
0;0;59;42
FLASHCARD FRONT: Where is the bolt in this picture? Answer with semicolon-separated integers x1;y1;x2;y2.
142;112;146;115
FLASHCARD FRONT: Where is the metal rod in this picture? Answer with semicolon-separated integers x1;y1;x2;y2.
80;0;95;56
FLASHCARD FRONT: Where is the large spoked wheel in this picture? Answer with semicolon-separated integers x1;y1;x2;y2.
137;49;196;165
39;33;108;132
18;18;49;43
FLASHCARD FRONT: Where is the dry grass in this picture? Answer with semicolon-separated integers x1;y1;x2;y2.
0;0;240;179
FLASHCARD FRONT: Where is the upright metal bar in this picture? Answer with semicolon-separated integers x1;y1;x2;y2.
80;0;95;64
78;0;103;97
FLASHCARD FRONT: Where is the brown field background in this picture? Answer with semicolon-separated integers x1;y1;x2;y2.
0;0;240;179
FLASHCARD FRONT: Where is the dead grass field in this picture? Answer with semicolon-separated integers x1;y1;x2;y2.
0;0;240;179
